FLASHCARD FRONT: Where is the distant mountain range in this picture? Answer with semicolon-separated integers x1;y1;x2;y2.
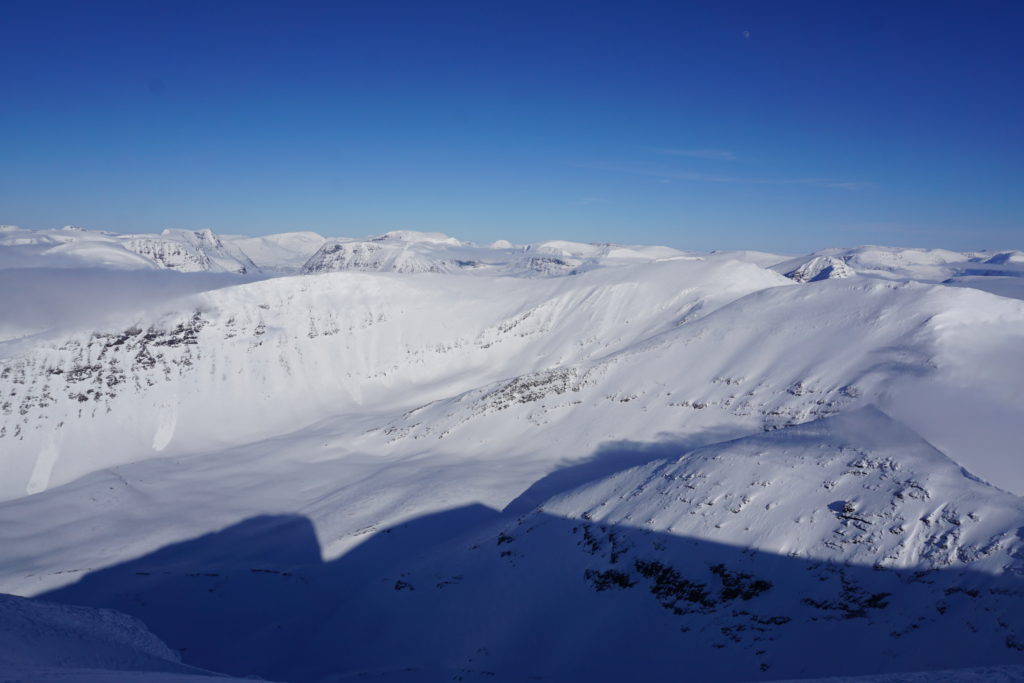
1;225;1022;682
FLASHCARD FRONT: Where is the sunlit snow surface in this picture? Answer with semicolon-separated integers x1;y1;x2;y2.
1;225;1022;682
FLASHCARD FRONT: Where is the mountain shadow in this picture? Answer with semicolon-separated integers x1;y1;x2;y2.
503;427;747;516
41;506;1024;682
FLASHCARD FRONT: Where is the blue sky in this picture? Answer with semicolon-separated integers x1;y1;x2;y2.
1;1;1021;252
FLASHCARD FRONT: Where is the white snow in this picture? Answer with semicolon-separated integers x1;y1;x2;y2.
220;230;327;274
782;254;855;282
1;226;1022;682
0;592;269;681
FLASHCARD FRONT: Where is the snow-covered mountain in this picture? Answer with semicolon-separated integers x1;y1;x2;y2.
781;254;855;282
276;409;1024;682
771;244;1024;299
221;231;328;274
0;225;260;274
122;229;258;274
1;226;1022;681
300;230;691;277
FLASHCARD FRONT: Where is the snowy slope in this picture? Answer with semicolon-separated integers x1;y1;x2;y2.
0;592;268;682
539;407;1023;572
0;257;787;500
284;409;1024;682
121;229;258;274
782;255;855;282
1;227;1022;682
771;245;1024;299
0;257;1021;506
772;246;973;283
0;226;157;270
0;225;258;274
16;410;1023;683
220;230;327;274
367;278;1024;496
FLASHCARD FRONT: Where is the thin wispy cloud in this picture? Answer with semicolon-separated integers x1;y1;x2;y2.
658;148;737;161
579;161;874;191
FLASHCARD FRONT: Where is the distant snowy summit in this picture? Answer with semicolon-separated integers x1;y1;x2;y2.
3;224;1021;292
301;230;696;277
2;223;1024;683
760;245;1024;301
301;230;476;275
770;244;1022;283
782;255;855;282
0;224;694;278
123;229;257;274
0;225;259;274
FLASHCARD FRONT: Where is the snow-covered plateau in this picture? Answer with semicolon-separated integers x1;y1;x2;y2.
1;224;1022;682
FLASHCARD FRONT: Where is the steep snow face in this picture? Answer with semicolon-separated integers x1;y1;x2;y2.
783;255;855;282
369;278;1024;496
122;229;257;274
0;258;790;500
1;261;1022;504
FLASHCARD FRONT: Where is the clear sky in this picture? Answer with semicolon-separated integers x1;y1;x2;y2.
1;0;1021;252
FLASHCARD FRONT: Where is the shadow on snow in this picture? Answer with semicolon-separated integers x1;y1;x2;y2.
40;507;1024;682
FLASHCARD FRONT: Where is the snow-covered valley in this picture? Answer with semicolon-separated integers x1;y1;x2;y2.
1;225;1022;682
